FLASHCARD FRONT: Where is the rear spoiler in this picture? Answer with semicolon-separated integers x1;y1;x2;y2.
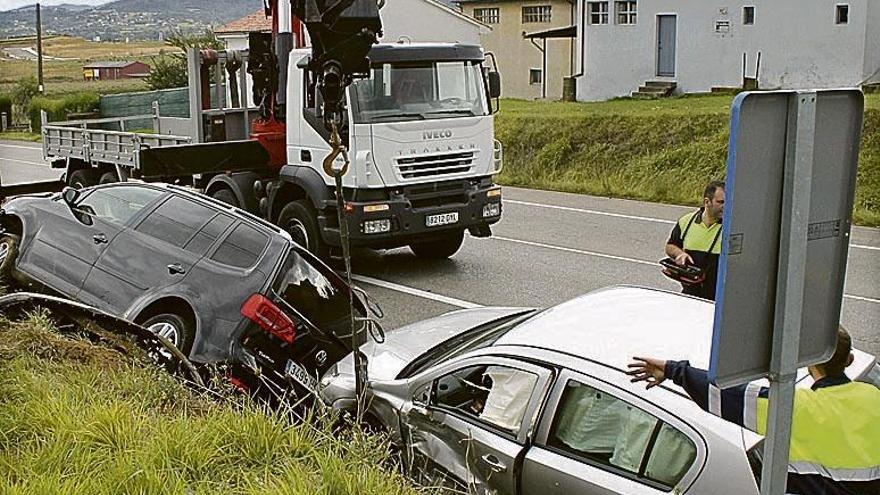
0;174;65;203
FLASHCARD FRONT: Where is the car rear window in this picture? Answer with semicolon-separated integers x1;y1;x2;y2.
547;380;697;489
210;223;269;268
136;196;217;252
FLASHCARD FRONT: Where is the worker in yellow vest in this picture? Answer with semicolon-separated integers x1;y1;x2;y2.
665;180;725;300
628;327;880;494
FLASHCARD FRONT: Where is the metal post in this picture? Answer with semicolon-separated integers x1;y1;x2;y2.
760;91;817;495
36;3;44;94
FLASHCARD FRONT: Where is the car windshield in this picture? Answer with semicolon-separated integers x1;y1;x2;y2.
351;60;489;123
272;247;363;340
397;310;538;379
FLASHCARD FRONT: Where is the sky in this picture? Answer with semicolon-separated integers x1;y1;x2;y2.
0;0;112;12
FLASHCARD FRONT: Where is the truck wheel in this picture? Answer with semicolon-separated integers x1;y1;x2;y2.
211;188;239;208
278;200;328;258
99;171;118;184
410;230;464;259
0;234;20;284
68;169;99;189
142;313;194;356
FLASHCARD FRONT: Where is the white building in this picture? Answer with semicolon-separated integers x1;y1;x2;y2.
573;0;880;101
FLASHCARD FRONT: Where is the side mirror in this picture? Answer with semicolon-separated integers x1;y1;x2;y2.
61;187;80;207
488;71;501;99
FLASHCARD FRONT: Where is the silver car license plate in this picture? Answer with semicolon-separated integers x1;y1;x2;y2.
285;359;319;394
425;211;459;227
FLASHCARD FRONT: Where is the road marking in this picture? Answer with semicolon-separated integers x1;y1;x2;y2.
0;143;42;151
505;199;677;225
489;236;879;304
506;199;880;252
352;274;483;309
1;158;51;167
493;236;657;266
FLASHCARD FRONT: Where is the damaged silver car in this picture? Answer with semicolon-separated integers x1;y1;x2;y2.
321;286;879;494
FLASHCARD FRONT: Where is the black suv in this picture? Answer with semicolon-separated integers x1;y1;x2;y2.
0;182;371;390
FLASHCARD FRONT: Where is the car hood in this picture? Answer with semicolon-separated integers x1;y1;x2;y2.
331;307;529;383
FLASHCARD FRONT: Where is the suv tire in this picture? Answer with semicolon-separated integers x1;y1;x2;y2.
409;230;464;259
142;313;194;356
0;234;20;284
278;199;328;258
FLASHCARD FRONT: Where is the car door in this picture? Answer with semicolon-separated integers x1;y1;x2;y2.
400;356;552;495
80;194;221;313
17;185;162;299
520;369;705;495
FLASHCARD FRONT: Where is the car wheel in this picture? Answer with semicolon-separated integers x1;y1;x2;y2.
0;234;20;284
278;199;328;258
68;168;99;189
98;171;118;184
211;188;239;208
409;230;464;259
142;313;194;356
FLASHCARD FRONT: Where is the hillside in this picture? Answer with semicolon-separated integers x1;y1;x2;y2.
0;0;263;41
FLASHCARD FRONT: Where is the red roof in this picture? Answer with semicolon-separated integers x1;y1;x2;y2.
215;9;272;34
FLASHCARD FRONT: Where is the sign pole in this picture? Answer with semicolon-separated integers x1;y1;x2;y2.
760;91;817;495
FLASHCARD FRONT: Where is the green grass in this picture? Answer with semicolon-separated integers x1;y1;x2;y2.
495;93;880;227
0;131;40;142
0;313;427;495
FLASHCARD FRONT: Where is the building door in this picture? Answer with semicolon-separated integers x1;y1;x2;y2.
656;15;677;77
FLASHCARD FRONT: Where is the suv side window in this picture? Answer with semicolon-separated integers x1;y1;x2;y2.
76;186;163;225
546;380;697;489
135;196;217;252
434;364;538;434
210;223;269;269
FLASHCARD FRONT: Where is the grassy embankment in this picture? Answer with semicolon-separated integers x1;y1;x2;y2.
0;310;426;494
496;93;880;227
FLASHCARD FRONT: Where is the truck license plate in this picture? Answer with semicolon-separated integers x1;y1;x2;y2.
425;212;459;227
285;359;319;395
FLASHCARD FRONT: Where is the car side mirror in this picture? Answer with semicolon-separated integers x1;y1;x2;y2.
61;187;80;207
488;71;501;99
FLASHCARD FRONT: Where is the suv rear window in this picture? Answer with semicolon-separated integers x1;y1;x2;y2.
210;223;269;268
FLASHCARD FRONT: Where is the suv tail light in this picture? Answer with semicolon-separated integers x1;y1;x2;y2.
241;294;296;344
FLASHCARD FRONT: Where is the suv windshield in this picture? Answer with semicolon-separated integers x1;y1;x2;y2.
351;60;489;123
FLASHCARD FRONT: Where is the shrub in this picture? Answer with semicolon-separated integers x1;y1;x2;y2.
146;30;222;90
27;92;99;131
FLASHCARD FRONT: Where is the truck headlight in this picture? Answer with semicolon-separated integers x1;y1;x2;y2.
482;202;501;218
362;219;391;234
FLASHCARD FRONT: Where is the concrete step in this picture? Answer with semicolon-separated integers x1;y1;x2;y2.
638;86;669;94
631;91;660;100
645;80;677;89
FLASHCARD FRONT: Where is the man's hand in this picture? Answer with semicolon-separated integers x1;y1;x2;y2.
627;357;668;389
674;251;694;266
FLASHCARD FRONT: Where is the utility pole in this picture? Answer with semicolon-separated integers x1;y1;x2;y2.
36;2;44;94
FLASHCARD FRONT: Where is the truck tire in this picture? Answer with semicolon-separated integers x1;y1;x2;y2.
142;313;194;356
211;188;240;208
99;171;118;184
68;168;99;189
0;234;20;284
278;199;328;258
410;230;464;259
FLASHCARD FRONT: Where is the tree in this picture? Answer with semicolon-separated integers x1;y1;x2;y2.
145;30;223;90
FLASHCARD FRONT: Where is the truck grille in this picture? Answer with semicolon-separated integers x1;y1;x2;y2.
395;151;474;180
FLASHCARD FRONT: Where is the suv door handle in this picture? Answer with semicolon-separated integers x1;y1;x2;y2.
167;263;186;275
480;454;507;473
92;233;108;244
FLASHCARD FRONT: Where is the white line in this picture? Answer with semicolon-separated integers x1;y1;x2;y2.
851;244;880;252
505;199;677;225
352;274;483;309
1;158;51;167
490;236;879;304
493;236;657;266
0;143;41;151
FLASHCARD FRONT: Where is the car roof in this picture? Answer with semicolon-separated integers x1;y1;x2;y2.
495;286;717;373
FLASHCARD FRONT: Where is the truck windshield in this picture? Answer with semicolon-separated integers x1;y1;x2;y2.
350;60;490;123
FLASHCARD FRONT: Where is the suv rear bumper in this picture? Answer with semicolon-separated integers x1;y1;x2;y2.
318;178;502;249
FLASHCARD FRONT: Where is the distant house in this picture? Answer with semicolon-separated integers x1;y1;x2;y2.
82;61;151;81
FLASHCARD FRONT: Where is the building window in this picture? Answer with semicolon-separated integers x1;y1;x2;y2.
743;6;755;25
474;7;499;24
522;5;551;23
588;2;609;25
615;1;637;25
529;68;543;85
836;4;849;24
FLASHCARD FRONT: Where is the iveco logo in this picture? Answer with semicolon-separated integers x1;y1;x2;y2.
423;129;453;140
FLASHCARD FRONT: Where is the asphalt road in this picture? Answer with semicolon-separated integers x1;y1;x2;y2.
2;140;878;356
